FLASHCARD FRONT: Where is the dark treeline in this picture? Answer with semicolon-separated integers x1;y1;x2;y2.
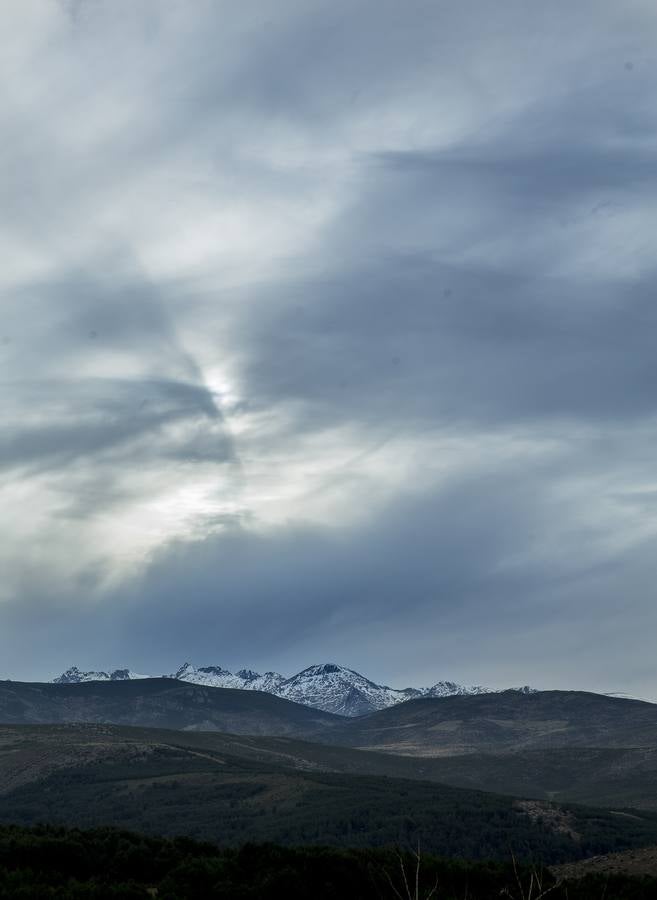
1;824;656;899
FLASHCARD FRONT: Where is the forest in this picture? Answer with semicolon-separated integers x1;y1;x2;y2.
2;825;657;899
3;742;657;865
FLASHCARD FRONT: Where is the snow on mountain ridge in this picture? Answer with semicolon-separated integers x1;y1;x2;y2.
425;680;490;698
54;666;149;684
274;663;418;716
51;661;508;715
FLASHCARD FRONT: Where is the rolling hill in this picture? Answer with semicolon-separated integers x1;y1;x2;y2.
0;678;338;736
322;689;657;754
2;722;657;864
3;722;657;812
4;682;657;757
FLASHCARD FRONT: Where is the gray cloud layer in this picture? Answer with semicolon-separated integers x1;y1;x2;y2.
2;0;657;694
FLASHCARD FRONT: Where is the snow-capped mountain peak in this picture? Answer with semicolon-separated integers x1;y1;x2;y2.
172;663;247;690
172;662;195;680
53;666;148;684
54;666;107;684
297;663;351;677
235;669;260;682
425;680;490;698
275;662;402;716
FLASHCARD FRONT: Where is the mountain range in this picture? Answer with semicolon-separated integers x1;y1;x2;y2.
52;661;516;716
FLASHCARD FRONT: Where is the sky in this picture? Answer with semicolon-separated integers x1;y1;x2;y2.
2;0;657;693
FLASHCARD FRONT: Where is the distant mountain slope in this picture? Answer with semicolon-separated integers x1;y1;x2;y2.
0;678;339;736
52;661;495;716
2;723;657;865
322;690;657;754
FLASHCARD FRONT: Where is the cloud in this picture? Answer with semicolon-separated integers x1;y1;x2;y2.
4;441;657;694
2;0;657;694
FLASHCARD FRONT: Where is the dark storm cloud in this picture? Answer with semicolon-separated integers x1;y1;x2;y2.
238;256;657;431
2;0;657;694
5;448;657;691
229;52;657;435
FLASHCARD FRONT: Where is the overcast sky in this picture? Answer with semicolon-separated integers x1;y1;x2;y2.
3;0;657;693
